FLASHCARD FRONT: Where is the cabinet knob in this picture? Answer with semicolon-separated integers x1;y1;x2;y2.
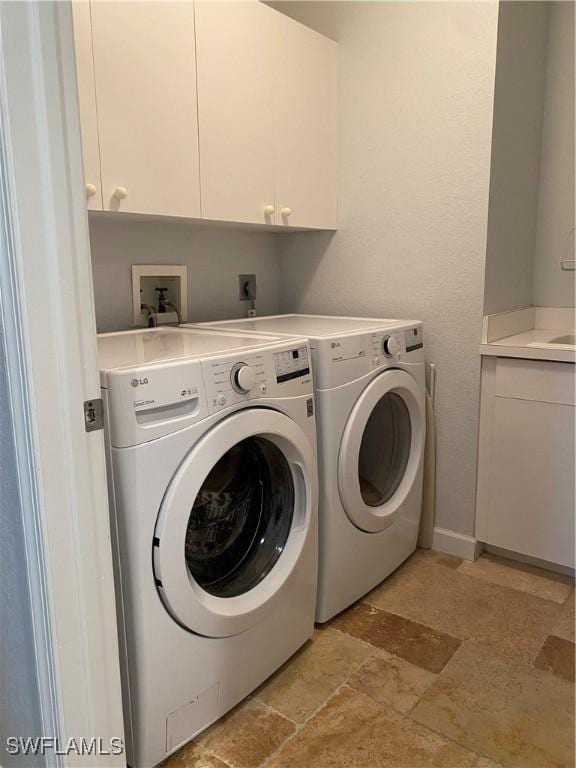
113;186;128;200
263;205;275;216
85;183;97;198
281;207;292;218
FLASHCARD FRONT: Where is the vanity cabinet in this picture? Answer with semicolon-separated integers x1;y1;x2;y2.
475;356;575;568
72;1;337;229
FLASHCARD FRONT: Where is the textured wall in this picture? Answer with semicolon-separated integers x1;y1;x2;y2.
0;317;44;766
533;1;575;308
483;2;549;315
90;216;281;332
272;1;499;537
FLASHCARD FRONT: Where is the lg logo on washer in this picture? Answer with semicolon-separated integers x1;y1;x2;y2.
131;377;149;387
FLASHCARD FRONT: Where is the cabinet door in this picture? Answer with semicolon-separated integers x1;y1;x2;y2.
195;1;275;225
72;2;102;210
273;14;337;230
90;1;201;218
487;397;575;567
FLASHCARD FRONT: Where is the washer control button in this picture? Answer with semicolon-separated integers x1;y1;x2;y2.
373;356;380;366
217;393;227;406
259;382;267;394
231;363;256;393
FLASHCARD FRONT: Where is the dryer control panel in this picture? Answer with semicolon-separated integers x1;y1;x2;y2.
312;323;424;389
369;325;424;367
370;330;403;365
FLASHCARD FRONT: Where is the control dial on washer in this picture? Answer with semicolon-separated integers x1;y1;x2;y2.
382;335;399;358
231;363;256;393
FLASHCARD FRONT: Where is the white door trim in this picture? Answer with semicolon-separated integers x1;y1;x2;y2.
0;2;124;764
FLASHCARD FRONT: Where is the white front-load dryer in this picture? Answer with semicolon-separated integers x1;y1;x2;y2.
98;327;318;767
189;316;426;623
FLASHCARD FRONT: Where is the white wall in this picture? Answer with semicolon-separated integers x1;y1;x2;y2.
483;2;549;316
272;1;499;538
89;215;281;332
533;1;575;308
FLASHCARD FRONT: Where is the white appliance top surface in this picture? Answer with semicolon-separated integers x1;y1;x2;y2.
98;327;291;371
201;314;417;338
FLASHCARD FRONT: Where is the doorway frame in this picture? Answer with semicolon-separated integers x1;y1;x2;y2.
0;2;125;764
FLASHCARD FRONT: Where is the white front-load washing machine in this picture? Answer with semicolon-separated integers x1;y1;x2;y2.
190;315;426;623
98;327;318;767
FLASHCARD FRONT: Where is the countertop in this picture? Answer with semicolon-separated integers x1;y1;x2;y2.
480;329;575;363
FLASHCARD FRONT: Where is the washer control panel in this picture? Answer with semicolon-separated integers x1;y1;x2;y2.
203;353;267;411
274;345;310;384
202;341;312;414
404;325;424;352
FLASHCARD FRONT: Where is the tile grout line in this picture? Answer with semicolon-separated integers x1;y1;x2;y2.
249;696;298;726
361;584;566;668
256;648;381;768
336;639;490;764
408;703;504;768
329;607;465;677
350;683;489;766
187;553;573;767
193;641;378;768
404;634;568;768
195;739;236;768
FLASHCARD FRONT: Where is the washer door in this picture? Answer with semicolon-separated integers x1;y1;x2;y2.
153;408;315;638
338;369;424;533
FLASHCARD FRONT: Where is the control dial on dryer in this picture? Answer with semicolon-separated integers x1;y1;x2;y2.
231;363;256;393
382;335;399;358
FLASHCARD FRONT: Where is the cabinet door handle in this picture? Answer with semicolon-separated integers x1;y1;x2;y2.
264;205;275;216
281;207;292;218
85;183;97;198
113;186;128;200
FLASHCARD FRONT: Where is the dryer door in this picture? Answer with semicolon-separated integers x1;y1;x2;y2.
338;369;425;533
153;408;316;638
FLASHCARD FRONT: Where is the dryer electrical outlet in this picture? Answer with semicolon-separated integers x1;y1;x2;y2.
238;274;257;302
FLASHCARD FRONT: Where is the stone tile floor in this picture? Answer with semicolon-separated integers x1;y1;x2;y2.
164;550;575;768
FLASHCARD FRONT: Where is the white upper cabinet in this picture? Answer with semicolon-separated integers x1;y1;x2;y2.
273;13;338;230
90;1;201;218
195;1;276;225
72;2;102;211
195;1;337;229
72;2;336;229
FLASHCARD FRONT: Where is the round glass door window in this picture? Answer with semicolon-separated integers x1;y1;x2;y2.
358;392;412;507
184;437;295;598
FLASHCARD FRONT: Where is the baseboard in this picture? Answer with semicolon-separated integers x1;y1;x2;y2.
485;544;575;577
432;527;482;561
